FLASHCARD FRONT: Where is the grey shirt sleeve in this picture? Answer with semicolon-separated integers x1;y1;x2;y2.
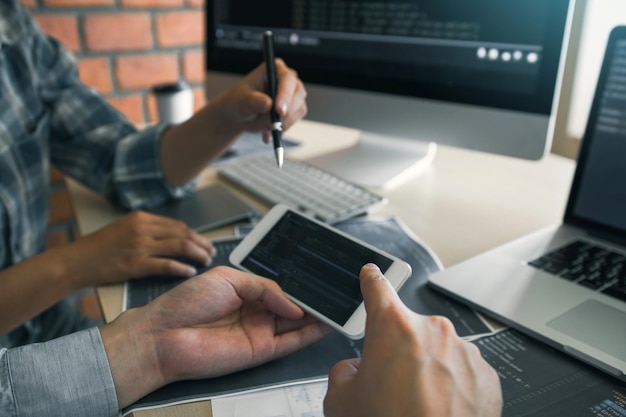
0;327;119;417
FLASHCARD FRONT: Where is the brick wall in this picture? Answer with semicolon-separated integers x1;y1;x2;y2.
22;0;207;126
14;0;204;318
18;0;207;249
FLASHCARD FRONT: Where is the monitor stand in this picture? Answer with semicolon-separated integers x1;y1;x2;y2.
305;132;436;189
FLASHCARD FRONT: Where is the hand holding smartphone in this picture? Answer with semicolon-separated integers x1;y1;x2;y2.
229;205;411;339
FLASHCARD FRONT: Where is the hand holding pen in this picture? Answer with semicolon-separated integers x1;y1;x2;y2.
263;30;284;168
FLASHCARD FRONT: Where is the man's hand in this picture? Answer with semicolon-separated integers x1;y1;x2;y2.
216;58;308;142
324;264;503;417
159;58;308;187
100;266;330;408
62;211;216;288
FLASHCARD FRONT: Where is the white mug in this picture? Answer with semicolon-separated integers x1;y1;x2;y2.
152;79;194;124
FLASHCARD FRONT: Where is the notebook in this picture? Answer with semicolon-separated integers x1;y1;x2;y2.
429;26;626;381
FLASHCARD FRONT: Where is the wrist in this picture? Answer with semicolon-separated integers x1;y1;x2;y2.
160;99;242;186
207;93;247;138
39;244;84;293
100;307;164;408
53;237;106;290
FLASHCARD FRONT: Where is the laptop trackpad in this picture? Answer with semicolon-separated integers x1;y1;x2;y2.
548;300;626;361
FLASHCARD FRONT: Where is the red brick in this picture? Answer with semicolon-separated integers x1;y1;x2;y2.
155;11;203;48
44;0;114;6
116;53;179;90
78;57;113;94
146;93;158;123
19;0;36;9
34;14;80;53
84;13;152;52
106;94;146;125
183;49;204;83
121;0;183;7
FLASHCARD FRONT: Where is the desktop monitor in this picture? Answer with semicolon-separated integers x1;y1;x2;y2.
205;0;578;188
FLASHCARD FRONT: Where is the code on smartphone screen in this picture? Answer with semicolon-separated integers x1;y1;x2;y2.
241;211;392;325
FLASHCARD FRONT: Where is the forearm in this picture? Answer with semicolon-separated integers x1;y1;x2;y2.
159;95;243;187
0;246;80;335
99;307;164;408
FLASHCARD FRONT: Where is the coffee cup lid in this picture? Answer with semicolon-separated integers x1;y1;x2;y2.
152;78;190;94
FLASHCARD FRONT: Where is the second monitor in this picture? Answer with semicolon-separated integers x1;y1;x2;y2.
205;0;578;187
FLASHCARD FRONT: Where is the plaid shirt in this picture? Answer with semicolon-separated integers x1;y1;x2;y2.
0;2;195;270
0;1;197;415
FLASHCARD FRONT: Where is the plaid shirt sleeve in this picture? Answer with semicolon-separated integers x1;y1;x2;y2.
27;9;195;209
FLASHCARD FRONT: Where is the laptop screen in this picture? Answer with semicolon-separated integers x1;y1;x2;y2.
567;29;626;236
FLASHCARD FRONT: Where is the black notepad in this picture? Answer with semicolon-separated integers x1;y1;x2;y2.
148;184;260;233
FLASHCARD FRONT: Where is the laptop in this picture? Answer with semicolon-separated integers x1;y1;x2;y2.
429;26;626;381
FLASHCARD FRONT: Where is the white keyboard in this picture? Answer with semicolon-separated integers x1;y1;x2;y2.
219;155;386;224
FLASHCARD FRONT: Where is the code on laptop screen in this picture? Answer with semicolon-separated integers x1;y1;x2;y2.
572;39;626;233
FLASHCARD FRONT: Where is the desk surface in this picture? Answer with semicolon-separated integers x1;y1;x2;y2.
67;120;576;417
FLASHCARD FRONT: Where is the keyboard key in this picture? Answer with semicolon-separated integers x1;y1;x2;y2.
602;283;626;302
529;239;626;303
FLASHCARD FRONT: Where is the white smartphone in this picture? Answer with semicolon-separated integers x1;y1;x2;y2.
229;204;412;339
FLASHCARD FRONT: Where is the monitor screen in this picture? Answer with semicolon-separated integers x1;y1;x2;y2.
205;0;577;187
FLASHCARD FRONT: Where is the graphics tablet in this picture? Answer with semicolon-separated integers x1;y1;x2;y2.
149;184;260;232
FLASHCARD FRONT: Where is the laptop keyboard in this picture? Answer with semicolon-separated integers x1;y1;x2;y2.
528;240;626;302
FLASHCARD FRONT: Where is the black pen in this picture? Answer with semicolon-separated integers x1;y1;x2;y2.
263;30;283;168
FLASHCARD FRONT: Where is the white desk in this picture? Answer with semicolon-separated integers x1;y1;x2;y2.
67;119;576;416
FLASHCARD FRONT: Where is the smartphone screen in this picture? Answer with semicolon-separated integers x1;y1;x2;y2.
239;210;393;325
